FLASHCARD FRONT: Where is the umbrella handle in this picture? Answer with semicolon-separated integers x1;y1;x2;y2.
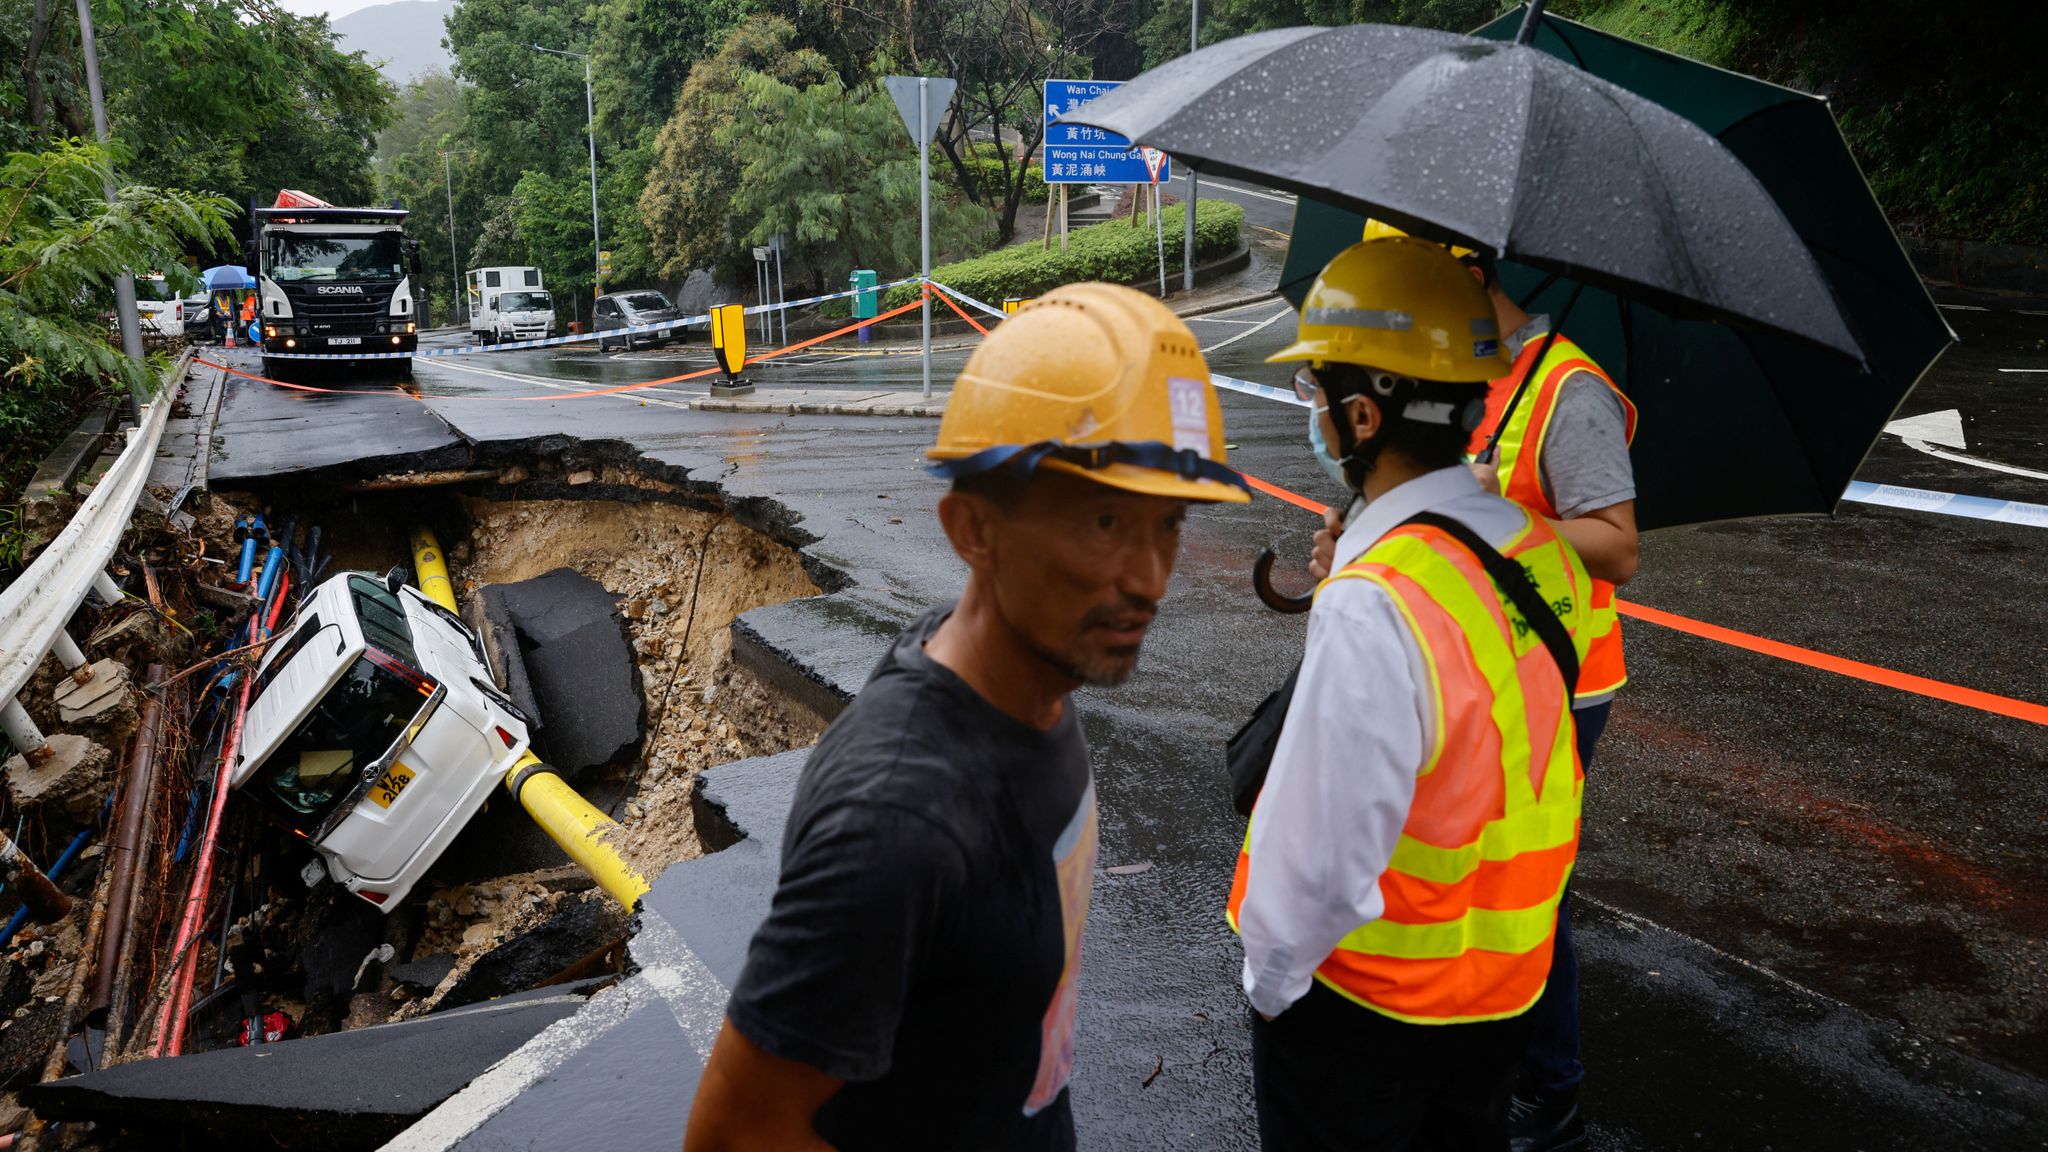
1253;548;1315;615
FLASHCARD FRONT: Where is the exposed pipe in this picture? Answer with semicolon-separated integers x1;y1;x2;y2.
88;666;166;1028
408;526;457;613
504;753;649;909
0;828;89;948
152;663;254;1057
0;827;72;925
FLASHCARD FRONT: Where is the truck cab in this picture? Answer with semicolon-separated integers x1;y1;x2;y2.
466;267;553;344
231;571;530;910
255;199;421;376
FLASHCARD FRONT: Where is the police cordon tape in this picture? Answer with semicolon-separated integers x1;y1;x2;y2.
256;274;931;361
196;293;934;401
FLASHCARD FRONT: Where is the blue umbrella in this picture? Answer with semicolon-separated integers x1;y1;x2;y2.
202;265;254;291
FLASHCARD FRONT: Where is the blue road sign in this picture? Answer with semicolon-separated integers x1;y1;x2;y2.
1043;79;1169;185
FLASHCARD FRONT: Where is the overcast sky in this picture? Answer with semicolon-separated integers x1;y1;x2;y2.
279;0;406;23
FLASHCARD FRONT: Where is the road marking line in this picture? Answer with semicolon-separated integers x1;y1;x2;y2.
1996;367;2048;373
1200;306;1294;354
1898;438;2048;481
1938;303;1989;311
1208;180;1298;206
423;361;699;410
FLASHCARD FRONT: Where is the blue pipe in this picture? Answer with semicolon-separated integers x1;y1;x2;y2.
0;827;91;950
237;538;257;585
255;546;284;603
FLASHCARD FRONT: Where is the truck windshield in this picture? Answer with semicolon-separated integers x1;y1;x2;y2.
500;291;552;311
267;234;405;283
250;654;422;830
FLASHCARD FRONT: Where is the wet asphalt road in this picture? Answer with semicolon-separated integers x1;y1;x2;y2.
205;296;2048;1148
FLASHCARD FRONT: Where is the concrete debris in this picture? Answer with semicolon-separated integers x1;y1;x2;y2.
480;567;643;776
52;658;133;729
4;734;114;820
437;893;629;1012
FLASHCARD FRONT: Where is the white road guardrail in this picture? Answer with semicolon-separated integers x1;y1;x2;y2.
0;379;173;761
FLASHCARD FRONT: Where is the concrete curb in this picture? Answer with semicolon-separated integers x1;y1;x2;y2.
690;391;948;418
1176;288;1282;319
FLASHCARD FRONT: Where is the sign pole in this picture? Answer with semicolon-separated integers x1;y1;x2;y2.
1184;0;1198;292
774;238;788;348
919;77;931;400
1059;185;1069;253
1154;181;1167;297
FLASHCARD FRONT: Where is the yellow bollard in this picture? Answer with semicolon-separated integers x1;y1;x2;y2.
408;525;457;613
504;752;651;909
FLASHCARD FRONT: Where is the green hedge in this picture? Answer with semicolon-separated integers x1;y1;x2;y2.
944;143;1047;205
887;199;1244;310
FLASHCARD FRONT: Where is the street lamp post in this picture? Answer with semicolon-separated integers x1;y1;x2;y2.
73;0;148;406
532;44;602;305
440;148;471;327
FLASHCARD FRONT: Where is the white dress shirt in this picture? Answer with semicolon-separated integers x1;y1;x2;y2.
1238;465;1533;1018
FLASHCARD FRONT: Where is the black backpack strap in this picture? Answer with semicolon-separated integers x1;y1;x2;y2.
1401;511;1578;702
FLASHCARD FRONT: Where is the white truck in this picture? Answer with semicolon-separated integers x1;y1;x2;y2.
254;189;422;378
466;266;556;344
231;569;531;910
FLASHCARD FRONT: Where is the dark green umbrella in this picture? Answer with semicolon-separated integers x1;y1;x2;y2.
1278;6;1954;529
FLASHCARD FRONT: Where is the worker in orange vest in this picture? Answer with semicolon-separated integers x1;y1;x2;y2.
1464;246;1636;1152
1313;224;1641;1152
1242;236;1591;1148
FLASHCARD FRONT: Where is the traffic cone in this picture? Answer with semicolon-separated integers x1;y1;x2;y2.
226;322;236;349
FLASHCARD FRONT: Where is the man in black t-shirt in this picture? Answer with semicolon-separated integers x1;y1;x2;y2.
683;284;1250;1152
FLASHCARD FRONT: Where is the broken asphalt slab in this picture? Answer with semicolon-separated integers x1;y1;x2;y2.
479;567;643;777
24;989;598;1149
208;355;472;486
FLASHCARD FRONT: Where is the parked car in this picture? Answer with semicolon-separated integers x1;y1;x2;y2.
180;294;215;340
593;290;685;351
229;569;531;911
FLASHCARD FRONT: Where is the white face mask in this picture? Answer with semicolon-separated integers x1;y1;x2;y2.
1308;403;1353;490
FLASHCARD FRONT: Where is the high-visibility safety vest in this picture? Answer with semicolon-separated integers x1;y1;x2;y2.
1471;334;1637;698
1228;509;1591;1024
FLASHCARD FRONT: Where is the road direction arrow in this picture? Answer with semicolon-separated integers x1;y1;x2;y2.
1883;408;1967;450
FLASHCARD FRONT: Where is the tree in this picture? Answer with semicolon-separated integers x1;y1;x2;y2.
444;0;594;187
376;71;475;319
639;15;836;280
0;141;232;493
719;71;993;291
827;0;1125;243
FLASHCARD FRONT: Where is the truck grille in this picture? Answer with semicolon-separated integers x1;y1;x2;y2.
282;286;396;334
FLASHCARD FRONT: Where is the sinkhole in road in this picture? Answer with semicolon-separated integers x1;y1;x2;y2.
208;456;836;1021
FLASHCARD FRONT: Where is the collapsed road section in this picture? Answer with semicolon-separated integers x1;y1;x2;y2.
2;441;828;1147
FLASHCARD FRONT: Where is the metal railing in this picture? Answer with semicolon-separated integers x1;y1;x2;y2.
0;378;174;761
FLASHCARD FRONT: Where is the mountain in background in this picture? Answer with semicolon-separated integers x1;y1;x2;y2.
334;0;456;86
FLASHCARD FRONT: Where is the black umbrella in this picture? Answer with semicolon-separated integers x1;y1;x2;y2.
1074;14;1952;530
1072;19;1859;362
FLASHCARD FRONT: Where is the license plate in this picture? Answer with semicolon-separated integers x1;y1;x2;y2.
368;762;415;808
329;336;361;346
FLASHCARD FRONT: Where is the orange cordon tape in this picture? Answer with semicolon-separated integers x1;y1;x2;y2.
926;282;992;337
1229;467;2048;727
193;293;933;403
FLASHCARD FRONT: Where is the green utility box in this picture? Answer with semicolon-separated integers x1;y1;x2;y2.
850;269;879;320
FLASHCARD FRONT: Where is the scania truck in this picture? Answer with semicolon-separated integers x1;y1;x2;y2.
254;189;422;378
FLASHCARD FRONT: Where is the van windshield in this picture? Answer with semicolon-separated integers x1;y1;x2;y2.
349;576;419;667
621;292;672;313
250;654;422;830
500;291;552;311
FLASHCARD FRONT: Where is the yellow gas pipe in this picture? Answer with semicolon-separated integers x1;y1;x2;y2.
410;526;652;910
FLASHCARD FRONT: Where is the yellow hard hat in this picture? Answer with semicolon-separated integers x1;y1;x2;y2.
1267;237;1508;383
928;282;1250;504
1360;218;1477;261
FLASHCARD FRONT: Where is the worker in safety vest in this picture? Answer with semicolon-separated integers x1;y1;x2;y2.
686;283;1249;1152
1316;223;1641;1152
1240;236;1592;1150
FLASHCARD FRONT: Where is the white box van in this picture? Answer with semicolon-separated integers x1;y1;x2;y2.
466;266;555;344
231;570;532;910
